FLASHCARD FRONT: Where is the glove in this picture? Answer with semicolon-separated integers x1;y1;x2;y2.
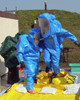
74;41;80;47
20;62;25;68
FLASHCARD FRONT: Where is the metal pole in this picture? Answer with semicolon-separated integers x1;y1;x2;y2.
5;7;7;12
44;0;47;10
15;6;17;12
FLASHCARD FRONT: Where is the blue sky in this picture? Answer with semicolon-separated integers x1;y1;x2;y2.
0;0;80;14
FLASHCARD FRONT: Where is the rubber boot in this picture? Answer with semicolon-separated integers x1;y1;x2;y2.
28;89;35;94
49;73;57;83
46;67;50;73
7;71;14;84
34;79;37;83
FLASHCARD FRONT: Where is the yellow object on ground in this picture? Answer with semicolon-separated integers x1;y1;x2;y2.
0;71;80;100
52;77;67;84
52;72;75;84
37;71;75;85
57;71;68;77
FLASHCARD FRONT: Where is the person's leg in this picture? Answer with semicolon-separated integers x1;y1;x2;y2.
43;49;51;72
51;53;60;74
33;62;39;83
26;76;35;93
24;61;37;93
7;67;19;84
49;54;60;83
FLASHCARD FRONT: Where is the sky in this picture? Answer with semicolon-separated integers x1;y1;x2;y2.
0;0;80;14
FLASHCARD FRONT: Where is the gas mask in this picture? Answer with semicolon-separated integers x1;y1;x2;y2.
38;18;49;34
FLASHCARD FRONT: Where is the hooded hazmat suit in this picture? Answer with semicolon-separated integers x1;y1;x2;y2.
16;28;41;91
38;13;78;74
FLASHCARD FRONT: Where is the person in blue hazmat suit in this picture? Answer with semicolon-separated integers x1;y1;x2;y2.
16;28;41;93
38;13;80;80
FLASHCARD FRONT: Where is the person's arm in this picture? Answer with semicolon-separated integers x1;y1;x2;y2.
60;28;77;42
16;36;24;63
57;28;80;47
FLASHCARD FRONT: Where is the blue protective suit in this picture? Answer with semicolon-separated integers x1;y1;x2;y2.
38;13;78;74
16;28;40;90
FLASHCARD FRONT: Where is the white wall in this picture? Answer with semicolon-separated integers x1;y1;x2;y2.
0;17;19;76
0;17;19;46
